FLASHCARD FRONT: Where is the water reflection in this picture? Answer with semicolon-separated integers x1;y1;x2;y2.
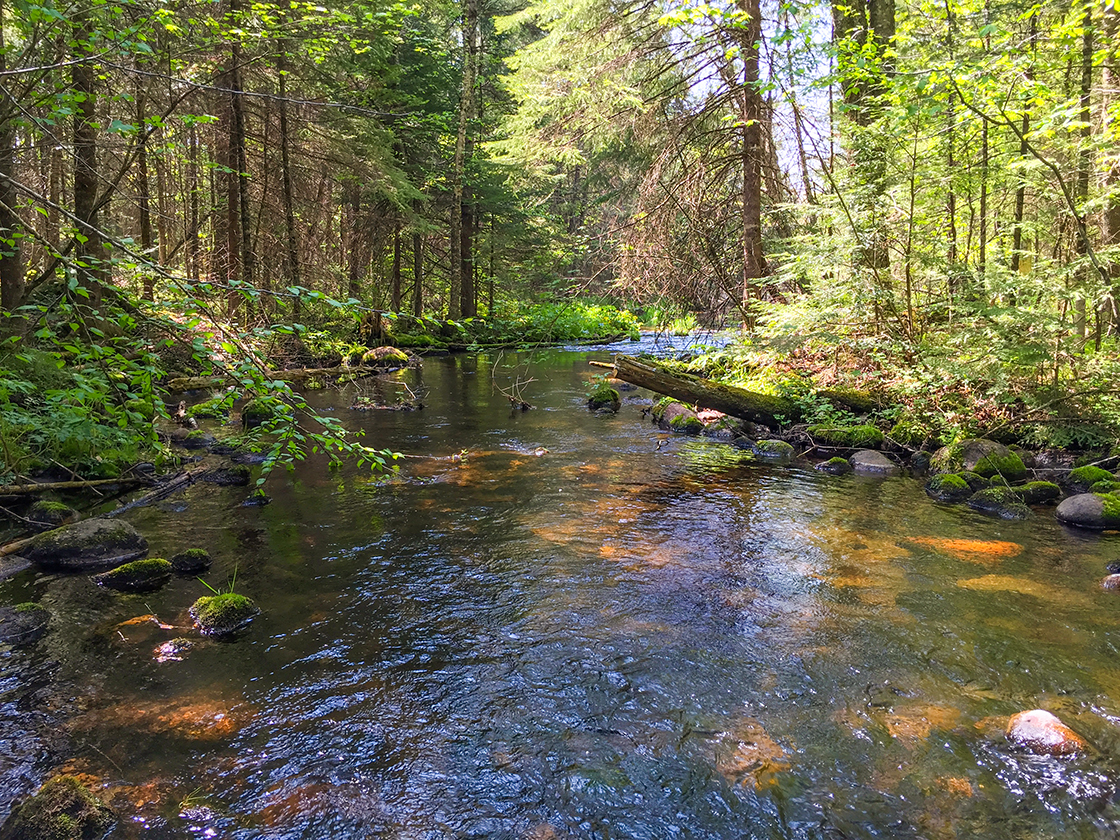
2;346;1120;837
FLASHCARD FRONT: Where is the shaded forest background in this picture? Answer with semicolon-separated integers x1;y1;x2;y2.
1;0;1120;477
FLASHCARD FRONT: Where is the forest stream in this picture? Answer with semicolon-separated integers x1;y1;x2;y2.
4;338;1120;839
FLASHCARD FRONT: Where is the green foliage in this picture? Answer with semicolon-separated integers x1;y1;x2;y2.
461;300;641;346
587;379;621;411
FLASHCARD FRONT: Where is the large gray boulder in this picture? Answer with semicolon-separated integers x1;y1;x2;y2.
1055;493;1120;530
23;518;147;571
931;438;1027;480
850;450;900;476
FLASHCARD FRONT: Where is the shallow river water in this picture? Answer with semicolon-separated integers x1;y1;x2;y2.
5;340;1120;839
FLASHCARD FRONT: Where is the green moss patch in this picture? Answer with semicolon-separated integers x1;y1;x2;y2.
967;487;1031;520
92;558;172;593
808;424;884;448
815;457;853;475
360;346;409;366
190;593;260;637
1017;481;1061;505
957;471;990;492
753;440;794;459
925;473;971;502
186;397;231;419
170;548;212;574
240;398;275;429
1067;465;1115;491
587;382;621;412
0;775;114;840
669;413;703;434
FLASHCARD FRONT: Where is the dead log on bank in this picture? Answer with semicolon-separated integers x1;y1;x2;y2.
165;363;405;393
612;355;800;426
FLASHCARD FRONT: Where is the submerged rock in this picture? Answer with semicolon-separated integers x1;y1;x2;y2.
925;473;971;502
190;594;260;637
849;450;899;476
752;440;794;462
0;603;49;645
967;487;1031;520
931;439;1028;481
815;457;852;475
957;471;991;492
1101;574;1120;591
1006;709;1087;756
1055;493;1120;530
0;775;114;840
23;518;148;571
170;548;213;574
179;430;217;450
93;558;172;593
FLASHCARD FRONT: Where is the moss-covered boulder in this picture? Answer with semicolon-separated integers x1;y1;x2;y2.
92;558;172;593
190;593;260;637
909;451;932;475
0;775;114;840
0;603;49;645
587;382;621;412
240;398;275;429
967;487;1031;520
360;346;409;367
26;500;79;532
654;401;702;434
1017;481;1061;505
957;471;991;492
23;518;148;572
931;438;1028;481
170;548;212;574
808;424;884;448
1055;493;1120;530
752;440;794;463
186;397;230;420
1065;465;1116;493
1091;479;1120;493
849;449;900;476
815;457;852;475
925;473;971;502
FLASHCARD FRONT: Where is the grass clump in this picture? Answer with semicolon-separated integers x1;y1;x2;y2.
587;381;621;412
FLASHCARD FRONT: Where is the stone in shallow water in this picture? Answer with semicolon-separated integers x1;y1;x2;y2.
1056;493;1120;530
170;548;212;574
190;594;260;637
23;518;148;571
849;449;899;476
1005;709;1086;756
92;558;172;593
0;603;49;645
0;775;114;840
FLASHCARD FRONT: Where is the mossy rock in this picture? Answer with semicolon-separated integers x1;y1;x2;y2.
1018;481;1061;505
202;465;251;487
395;333;441;348
186;397;230;420
241;398;275;429
92;558;172;593
752;440;794;462
24;518;148;572
0;603;49;645
909;451;932;474
814;457;852;475
849;449;900;475
190;593;260;637
0;775;114;840
587;382;621;412
816;386;878;414
1066;465;1116;493
360;346;409;367
988;475;1010;488
957;471;990;492
668;413;703;435
931;439;1027;480
967;487;1031;520
1091;479;1120;494
925;473;971;502
808;424;884;448
1056;493;1120;530
27;500;79;532
650;397;679;422
170;548;212;574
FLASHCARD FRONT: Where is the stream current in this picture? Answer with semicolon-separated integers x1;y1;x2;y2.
4;338;1120;838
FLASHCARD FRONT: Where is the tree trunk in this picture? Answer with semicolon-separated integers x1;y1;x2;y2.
278;44;301;308
136;66;155;300
1010;11;1036;275
391;217;402;312
449;0;479;319
460;187;475;317
738;0;763;327
412;203;423;317
72;4;105;311
1073;0;1093;343
187;121;201;279
1102;1;1120;331
0;0;24;321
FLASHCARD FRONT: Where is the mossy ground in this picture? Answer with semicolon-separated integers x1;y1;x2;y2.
808;424;884;448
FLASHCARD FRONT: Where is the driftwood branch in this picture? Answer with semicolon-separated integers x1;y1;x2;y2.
0;477;146;497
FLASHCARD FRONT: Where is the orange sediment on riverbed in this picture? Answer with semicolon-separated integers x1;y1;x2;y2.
907;537;1023;563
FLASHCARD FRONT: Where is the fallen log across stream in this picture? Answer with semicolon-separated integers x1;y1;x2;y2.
165;363;407;393
612;355;799;425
